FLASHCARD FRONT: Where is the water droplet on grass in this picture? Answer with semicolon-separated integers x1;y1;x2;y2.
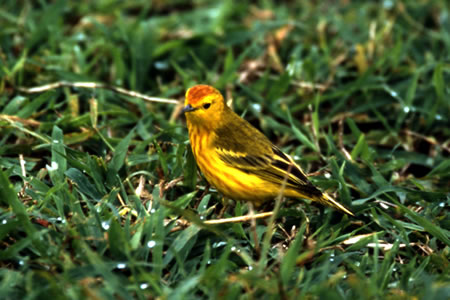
389;89;398;97
140;283;149;290
101;221;110;230
212;241;227;248
116;263;126;269
46;161;59;171
147;240;156;248
252;103;262;113
154;61;168;70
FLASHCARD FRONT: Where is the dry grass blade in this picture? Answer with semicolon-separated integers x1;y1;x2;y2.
16;81;179;104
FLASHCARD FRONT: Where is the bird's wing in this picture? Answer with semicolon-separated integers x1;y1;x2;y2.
212;112;318;193
216;144;314;189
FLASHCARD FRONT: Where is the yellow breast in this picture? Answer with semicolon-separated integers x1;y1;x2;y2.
187;126;280;205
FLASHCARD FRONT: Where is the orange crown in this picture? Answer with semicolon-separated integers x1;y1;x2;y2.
186;85;222;105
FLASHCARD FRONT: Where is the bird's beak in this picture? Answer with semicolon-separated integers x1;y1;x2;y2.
182;104;197;113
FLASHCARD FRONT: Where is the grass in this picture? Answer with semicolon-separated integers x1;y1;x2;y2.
1;0;449;299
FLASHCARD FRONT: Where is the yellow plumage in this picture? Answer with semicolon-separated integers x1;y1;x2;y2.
182;85;354;216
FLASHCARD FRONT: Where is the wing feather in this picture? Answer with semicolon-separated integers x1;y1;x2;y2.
212;107;322;197
215;145;321;197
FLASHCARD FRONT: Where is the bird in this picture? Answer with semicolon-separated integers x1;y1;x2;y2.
182;84;354;216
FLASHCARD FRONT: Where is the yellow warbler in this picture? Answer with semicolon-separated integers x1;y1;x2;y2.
182;85;354;216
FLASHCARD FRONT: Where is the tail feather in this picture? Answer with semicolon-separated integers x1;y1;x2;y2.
319;193;354;216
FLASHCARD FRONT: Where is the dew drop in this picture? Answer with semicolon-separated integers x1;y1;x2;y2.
101;221;110;230
147;240;156;248
200;216;205;220
140;283;149;290
116;263;126;269
439;202;445;208
18;260;24;266
324;173;331;179
252;103;262;113
2;219;7;224
231;246;236;251
150;208;156;214
248;265;253;271
46;161;59;171
435;114;442;120
53;140;59;144
212;241;227;248
207;260;211;264
154;61;168;70
403;106;410;113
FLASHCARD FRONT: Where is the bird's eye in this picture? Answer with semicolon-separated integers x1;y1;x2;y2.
203;103;211;109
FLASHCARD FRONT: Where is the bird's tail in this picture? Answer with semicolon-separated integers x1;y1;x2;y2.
319;193;354;216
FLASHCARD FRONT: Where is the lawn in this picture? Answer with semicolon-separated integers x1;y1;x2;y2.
0;1;449;299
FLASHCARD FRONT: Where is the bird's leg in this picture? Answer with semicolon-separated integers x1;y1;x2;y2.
248;203;260;255
194;182;210;210
218;197;233;218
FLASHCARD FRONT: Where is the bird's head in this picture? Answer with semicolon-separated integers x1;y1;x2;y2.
183;85;226;128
